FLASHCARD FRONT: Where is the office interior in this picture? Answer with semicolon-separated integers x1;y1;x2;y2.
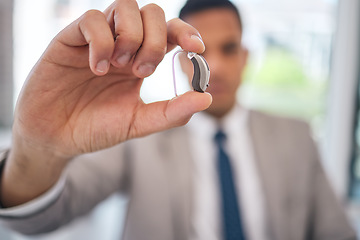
1;0;360;239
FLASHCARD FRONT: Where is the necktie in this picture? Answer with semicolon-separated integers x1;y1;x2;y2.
214;130;246;240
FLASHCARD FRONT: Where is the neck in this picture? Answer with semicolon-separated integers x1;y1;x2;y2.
204;102;236;120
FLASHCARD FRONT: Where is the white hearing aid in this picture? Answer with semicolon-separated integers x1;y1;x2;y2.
172;50;210;96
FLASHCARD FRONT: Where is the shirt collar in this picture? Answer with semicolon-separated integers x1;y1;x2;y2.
187;104;248;140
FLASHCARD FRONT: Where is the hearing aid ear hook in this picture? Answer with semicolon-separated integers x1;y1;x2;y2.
172;50;210;96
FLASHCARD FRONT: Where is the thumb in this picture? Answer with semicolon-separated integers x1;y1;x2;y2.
130;91;212;138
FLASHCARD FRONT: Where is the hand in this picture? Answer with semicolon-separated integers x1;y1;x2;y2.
13;0;211;159
1;0;211;207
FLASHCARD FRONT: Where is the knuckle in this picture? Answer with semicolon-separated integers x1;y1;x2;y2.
168;18;182;27
100;37;114;50
82;9;103;19
114;0;140;11
169;17;180;24
143;3;165;16
118;33;143;49
150;44;167;59
117;0;136;5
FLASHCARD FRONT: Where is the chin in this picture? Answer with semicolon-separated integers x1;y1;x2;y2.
204;102;231;118
205;94;236;116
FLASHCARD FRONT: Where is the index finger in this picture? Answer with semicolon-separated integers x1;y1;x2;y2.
166;18;205;54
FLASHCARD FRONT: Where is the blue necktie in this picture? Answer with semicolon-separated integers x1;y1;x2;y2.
214;130;246;240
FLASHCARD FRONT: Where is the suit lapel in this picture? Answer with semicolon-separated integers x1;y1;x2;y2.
248;110;289;240
160;128;194;240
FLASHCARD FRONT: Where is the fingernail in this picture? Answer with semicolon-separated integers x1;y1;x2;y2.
191;35;205;49
117;53;131;66
138;63;156;77
96;59;109;73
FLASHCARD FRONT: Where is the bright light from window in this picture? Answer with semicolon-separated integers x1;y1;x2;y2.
14;0;337;126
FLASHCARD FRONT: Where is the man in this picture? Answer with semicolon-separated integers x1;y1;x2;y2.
0;0;356;239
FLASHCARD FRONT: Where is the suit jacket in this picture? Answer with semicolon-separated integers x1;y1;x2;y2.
1;110;356;240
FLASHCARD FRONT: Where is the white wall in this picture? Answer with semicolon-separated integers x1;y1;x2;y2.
325;0;360;200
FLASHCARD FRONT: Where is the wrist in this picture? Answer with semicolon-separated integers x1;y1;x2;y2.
0;140;69;207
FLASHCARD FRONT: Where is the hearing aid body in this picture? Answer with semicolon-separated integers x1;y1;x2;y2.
188;52;210;93
172;50;210;96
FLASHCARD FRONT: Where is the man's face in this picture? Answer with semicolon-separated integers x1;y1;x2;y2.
180;8;248;118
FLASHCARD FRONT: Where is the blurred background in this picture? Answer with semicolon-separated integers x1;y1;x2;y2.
1;0;360;239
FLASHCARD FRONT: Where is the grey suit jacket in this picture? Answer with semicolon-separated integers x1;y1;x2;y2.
0;111;357;240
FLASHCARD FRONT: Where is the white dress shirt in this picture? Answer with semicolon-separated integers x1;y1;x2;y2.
187;105;268;240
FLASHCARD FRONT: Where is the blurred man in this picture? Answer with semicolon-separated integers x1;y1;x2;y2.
0;0;356;240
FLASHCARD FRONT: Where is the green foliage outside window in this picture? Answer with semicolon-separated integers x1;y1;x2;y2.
241;47;327;122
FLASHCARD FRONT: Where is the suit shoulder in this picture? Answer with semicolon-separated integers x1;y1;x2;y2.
248;109;310;134
248;110;320;173
248;109;315;156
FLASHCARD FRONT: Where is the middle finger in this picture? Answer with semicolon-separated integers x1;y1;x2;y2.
105;0;144;68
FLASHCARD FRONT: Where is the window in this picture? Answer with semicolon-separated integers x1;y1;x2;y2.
13;1;337;133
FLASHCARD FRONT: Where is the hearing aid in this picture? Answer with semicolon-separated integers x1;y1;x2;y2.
187;52;210;93
172;50;210;96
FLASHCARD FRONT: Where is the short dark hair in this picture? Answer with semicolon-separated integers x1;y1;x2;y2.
179;0;243;30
